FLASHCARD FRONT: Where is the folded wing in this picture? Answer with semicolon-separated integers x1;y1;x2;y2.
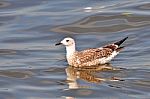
76;48;113;64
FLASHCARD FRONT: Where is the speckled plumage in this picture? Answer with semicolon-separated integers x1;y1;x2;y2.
55;37;128;67
67;47;117;67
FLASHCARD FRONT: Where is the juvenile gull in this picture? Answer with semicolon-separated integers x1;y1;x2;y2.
55;37;128;67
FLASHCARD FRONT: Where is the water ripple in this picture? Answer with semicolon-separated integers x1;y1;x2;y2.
0;1;10;8
51;14;150;34
0;70;33;79
0;0;150;99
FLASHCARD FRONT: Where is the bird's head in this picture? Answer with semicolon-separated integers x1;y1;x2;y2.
55;37;75;47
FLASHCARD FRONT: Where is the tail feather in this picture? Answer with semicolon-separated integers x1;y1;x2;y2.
114;37;128;46
116;46;125;52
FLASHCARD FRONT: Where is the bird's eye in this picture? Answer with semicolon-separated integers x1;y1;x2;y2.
66;40;69;42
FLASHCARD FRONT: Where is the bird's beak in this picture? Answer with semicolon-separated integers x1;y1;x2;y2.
55;42;62;46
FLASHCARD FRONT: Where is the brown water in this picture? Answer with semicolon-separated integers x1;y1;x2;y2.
0;0;150;99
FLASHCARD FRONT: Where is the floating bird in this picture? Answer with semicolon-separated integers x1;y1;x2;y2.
55;37;128;67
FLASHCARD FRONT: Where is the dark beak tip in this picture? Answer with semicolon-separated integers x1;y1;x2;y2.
55;43;62;46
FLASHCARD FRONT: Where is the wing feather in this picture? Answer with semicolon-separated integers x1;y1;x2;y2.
76;48;113;64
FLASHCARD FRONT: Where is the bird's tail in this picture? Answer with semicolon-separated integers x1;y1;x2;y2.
116;46;125;52
114;37;128;46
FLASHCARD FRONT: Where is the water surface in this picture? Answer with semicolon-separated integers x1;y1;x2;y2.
0;0;150;99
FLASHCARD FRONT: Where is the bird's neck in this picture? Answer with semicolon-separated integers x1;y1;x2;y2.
66;44;76;57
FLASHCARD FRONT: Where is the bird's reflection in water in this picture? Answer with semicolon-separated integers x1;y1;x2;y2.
65;64;122;89
64;64;123;99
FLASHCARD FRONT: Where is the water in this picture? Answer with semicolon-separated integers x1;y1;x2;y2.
0;0;150;99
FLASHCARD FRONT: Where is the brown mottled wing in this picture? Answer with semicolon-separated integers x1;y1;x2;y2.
76;48;113;64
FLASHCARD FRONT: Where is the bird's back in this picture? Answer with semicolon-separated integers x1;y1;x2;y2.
67;46;119;67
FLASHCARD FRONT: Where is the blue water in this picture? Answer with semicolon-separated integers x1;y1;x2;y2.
0;0;150;99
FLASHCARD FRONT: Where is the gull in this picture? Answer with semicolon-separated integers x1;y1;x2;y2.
55;37;128;67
